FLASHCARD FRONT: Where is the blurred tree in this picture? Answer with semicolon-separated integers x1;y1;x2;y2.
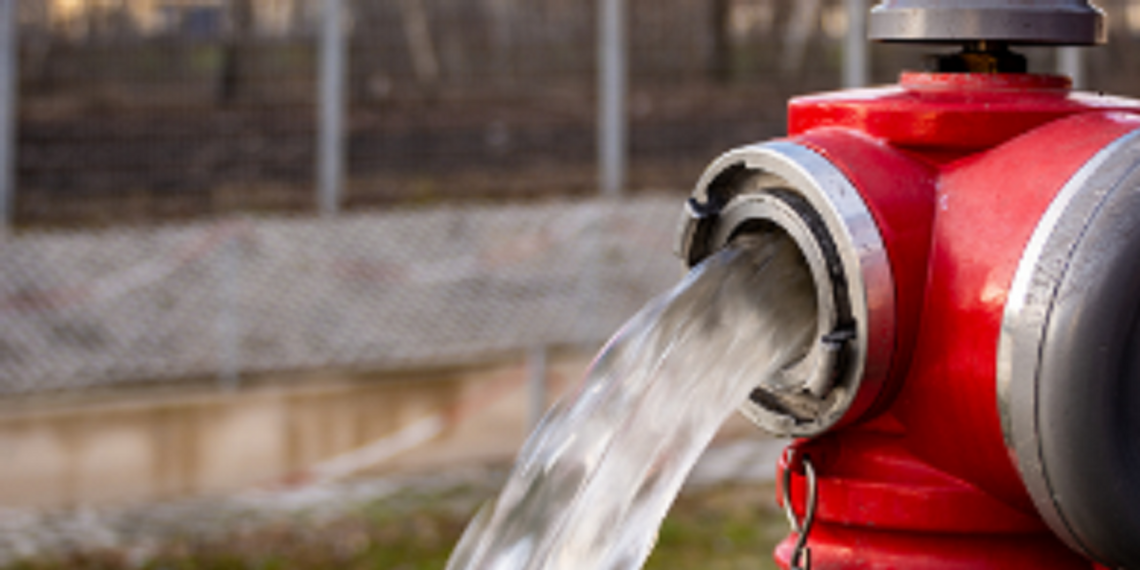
399;0;440;85
781;0;822;74
218;0;254;105
710;0;732;82
18;0;56;95
351;0;440;102
487;0;515;84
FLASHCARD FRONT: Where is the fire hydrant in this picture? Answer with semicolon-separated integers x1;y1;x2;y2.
677;1;1140;568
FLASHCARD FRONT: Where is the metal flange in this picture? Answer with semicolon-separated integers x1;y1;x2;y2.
677;142;894;437
1000;126;1140;568
869;0;1106;46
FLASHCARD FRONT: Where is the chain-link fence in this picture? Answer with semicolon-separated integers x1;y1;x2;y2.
4;0;1140;394
0;197;680;395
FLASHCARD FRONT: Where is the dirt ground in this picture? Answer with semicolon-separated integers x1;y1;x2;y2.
0;353;791;569
361;350;781;480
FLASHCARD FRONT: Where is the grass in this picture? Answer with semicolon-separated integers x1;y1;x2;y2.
646;483;785;570
4;481;786;570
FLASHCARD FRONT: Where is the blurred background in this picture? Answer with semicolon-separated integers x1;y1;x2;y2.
1;0;1140;568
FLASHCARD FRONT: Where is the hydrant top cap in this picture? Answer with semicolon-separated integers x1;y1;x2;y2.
869;0;1106;45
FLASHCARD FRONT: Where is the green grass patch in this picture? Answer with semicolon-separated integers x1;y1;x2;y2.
646;483;785;570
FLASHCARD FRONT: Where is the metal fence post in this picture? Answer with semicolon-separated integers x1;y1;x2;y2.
216;232;242;391
318;0;347;216
598;0;627;198
528;345;548;430
1058;47;1084;90
0;0;16;232
844;0;869;89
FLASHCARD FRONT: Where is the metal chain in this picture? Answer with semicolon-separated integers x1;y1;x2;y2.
781;447;818;570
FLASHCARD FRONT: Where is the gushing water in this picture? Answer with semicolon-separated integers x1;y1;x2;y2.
447;232;817;570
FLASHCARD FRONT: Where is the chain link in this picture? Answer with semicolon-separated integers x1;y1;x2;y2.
781;447;818;570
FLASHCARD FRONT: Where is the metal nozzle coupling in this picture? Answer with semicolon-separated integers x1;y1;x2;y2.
677;142;894;437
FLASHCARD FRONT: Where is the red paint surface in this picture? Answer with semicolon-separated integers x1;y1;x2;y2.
772;74;1140;569
789;73;1140;156
792;128;936;419
774;522;1091;570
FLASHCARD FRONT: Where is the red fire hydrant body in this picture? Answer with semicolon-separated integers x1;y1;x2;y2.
774;73;1140;569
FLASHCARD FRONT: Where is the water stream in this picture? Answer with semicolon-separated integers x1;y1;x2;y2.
447;232;817;570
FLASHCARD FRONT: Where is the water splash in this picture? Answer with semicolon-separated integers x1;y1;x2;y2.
447;232;817;570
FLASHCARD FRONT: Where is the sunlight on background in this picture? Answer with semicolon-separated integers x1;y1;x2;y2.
2;1;1140;568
